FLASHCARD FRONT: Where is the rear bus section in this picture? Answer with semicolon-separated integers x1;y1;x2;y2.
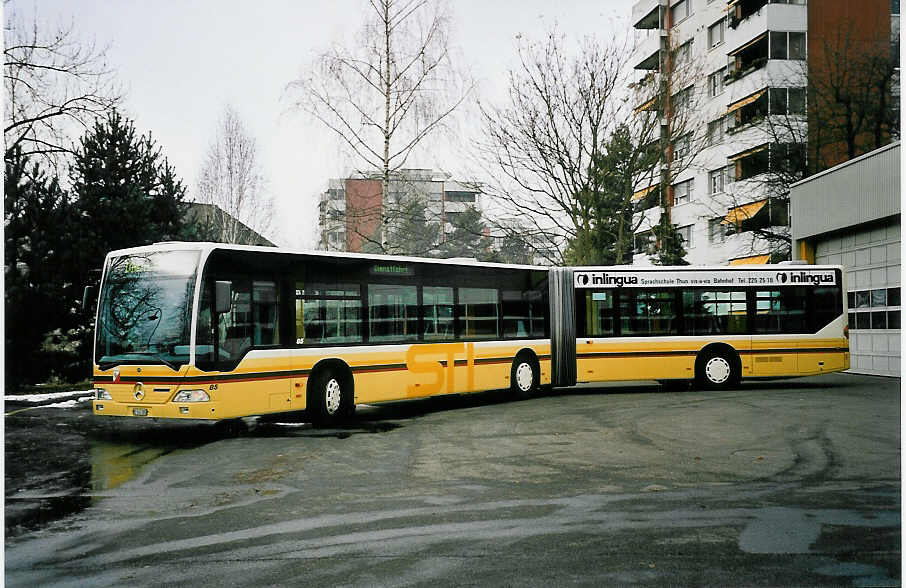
565;265;848;387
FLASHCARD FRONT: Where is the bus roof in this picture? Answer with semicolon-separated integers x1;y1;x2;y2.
103;241;551;271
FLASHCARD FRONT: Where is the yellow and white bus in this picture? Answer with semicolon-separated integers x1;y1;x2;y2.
90;243;848;424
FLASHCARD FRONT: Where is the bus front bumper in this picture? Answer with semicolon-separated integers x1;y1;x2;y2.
93;400;220;420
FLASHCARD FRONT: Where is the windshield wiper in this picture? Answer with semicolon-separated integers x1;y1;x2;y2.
122;351;180;371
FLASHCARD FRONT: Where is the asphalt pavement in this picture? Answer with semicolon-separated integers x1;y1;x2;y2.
4;373;901;586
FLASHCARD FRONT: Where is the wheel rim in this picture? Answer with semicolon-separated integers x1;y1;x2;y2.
325;378;342;415
515;362;534;392
704;356;731;384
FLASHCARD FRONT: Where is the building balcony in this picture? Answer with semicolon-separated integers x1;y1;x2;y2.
632;29;666;70
632;0;666;30
726;1;806;41
725;59;804;106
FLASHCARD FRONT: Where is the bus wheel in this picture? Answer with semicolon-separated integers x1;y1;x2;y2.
696;350;739;390
309;369;350;426
511;354;539;400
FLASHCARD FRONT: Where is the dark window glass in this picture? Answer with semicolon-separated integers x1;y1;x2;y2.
855;291;871;308
888;310;900;329
585;291;616;337
813;286;843;331
503;289;545;338
871;289;887;307
788;32;806;59
369;284;418;342
683;290;747;335
848;312;856;328
423;286;454;341
769;87;787;114
755;288;807;333
847;291;855;308
458;287;498;339
871;311;887;329
298;282;362;345
788;87;806;114
620;290;678;336
218;281;252;361
770;31;788;59
252;281;279;346
856;312;871;329
888;287;900;306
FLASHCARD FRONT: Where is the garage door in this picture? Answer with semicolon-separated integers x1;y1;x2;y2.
815;219;900;376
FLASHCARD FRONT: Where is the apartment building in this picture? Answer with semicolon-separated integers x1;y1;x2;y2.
318;169;481;252
629;0;896;266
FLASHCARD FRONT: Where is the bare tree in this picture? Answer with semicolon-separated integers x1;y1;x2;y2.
476;31;628;265
4;6;121;166
194;106;275;245
478;28;707;266
291;0;472;252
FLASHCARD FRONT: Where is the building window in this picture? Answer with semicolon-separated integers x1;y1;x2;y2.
709;67;726;97
848;287;901;330
674;133;692;161
673;178;694;205
769;87;806;115
670;0;691;25
709;166;733;194
707;115;729;145
672;85;694;114
770;31;806;60
675;39;694;63
677;224;693;248
708;19;725;49
893;0;900;15
445;191;476;203
709;218;726;243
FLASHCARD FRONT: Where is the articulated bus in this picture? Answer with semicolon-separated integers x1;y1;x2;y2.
90;243;848;424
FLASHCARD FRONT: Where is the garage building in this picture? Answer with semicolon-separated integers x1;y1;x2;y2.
791;142;900;376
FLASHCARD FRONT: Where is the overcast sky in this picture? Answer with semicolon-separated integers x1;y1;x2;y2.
16;0;633;248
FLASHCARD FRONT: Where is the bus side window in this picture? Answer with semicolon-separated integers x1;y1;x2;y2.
755;288;807;333
585;291;615;337
219;281;252;361
423;286;454;340
458;287;498;339
252;281;279;345
369;284;418;342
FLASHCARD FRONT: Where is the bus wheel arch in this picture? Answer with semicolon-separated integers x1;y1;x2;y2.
695;344;741;389
510;349;540;400
308;359;355;424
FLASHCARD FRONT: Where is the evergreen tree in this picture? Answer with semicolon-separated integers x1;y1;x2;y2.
383;198;440;257
70;109;188;285
492;231;535;265
4;149;80;384
439;206;492;260
650;215;689;266
564;125;651;265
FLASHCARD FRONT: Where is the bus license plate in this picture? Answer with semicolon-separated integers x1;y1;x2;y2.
132;407;149;417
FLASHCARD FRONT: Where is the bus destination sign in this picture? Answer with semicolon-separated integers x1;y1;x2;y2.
573;269;837;289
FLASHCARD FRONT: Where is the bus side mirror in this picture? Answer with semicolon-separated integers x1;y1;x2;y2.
82;285;96;315
214;281;232;314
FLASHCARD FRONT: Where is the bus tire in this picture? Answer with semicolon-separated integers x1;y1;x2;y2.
695;348;740;390
510;353;539;400
308;368;352;426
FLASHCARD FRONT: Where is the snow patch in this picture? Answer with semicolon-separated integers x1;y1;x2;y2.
5;390;93;403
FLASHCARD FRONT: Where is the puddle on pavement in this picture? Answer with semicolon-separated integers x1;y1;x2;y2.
5;414;401;538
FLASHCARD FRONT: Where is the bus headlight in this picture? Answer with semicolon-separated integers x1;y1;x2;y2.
95;388;112;400
172;389;210;402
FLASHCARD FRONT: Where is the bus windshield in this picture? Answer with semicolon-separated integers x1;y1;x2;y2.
94;250;201;370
